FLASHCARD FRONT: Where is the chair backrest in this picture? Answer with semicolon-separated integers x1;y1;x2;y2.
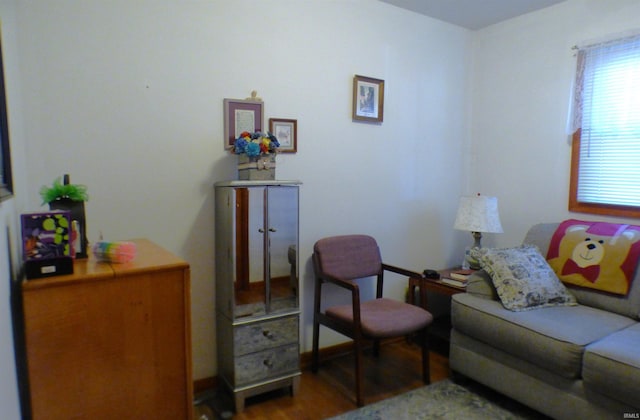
313;235;382;280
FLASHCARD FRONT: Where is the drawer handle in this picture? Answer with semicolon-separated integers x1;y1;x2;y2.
263;359;274;368
262;330;275;340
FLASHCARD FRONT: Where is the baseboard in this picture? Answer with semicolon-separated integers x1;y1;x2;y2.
300;340;357;370
194;376;217;395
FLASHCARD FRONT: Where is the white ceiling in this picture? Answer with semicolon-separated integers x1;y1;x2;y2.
378;0;566;30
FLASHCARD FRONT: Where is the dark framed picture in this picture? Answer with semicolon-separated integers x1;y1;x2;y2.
352;74;384;123
269;118;297;153
223;98;264;148
0;33;13;202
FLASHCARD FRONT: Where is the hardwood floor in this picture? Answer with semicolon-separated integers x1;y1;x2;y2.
207;339;451;420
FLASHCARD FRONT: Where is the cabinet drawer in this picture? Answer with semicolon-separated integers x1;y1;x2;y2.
235;316;298;356
234;343;299;386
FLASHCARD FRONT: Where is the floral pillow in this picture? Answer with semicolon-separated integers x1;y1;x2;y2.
472;245;577;311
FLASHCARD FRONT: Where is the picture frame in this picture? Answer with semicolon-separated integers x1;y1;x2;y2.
352;74;384;123
0;32;13;202
269;118;297;153
223;98;264;149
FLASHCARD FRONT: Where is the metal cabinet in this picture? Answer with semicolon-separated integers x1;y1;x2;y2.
214;180;301;412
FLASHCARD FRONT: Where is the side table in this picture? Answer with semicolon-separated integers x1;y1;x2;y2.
408;268;469;351
408;268;467;309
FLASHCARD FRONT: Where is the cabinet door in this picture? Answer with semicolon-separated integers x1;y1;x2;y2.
266;186;298;314
232;185;298;318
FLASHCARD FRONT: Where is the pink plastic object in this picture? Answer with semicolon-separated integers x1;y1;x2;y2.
92;241;136;263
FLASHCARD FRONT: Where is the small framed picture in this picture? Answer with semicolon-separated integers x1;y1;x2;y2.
352;75;384;123
269;118;297;153
223;98;264;148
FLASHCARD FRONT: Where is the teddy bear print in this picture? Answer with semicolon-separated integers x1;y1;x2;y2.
547;224;640;295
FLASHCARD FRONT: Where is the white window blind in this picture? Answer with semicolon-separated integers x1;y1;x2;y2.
572;34;640;207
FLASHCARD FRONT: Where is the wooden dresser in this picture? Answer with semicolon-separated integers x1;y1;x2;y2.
21;239;193;419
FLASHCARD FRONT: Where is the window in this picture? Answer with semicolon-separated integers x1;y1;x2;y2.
569;34;640;218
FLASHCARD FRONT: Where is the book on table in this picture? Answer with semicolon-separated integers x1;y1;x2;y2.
449;268;475;281
441;269;476;287
441;278;467;287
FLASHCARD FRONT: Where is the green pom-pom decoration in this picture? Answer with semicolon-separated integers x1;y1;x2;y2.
39;176;89;205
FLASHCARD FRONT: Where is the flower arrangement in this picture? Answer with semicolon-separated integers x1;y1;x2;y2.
233;131;280;157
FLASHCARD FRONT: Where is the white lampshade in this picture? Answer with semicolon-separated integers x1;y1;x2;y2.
454;195;503;234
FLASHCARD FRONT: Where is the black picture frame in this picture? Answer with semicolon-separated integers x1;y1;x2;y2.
0;32;13;202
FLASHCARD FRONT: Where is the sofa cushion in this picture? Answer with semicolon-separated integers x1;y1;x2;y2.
583;323;640;409
473;244;577;311
452;293;637;379
525;223;640;320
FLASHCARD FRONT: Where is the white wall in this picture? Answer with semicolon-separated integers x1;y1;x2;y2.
472;0;640;246
1;0;30;416
5;0;640;406
14;0;472;381
7;0;640;402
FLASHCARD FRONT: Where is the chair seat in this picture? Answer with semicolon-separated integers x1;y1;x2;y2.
326;298;433;338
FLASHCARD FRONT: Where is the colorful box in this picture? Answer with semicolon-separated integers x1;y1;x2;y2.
21;211;74;279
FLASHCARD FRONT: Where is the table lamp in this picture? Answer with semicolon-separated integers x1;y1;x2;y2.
454;194;503;269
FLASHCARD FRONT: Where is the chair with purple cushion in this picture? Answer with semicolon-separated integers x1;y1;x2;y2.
311;234;433;406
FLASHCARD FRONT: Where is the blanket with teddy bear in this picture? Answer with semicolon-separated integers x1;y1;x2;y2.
547;219;640;296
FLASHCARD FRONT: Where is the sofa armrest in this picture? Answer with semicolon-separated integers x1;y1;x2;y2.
466;270;498;300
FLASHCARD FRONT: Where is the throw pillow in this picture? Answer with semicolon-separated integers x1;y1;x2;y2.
472;245;577;311
547;219;640;296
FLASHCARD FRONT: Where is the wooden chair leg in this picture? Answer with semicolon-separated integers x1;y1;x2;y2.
312;275;322;373
354;337;364;407
312;319;320;373
421;328;430;384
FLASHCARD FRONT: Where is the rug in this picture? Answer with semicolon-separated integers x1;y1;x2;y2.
194;378;548;420
327;379;547;420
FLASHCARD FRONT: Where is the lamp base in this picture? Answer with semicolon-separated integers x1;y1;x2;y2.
462;232;483;270
465;251;482;270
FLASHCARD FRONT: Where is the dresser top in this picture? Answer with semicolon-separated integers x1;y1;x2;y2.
22;238;188;290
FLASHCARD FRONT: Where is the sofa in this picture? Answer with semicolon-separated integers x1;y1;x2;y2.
449;222;640;419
